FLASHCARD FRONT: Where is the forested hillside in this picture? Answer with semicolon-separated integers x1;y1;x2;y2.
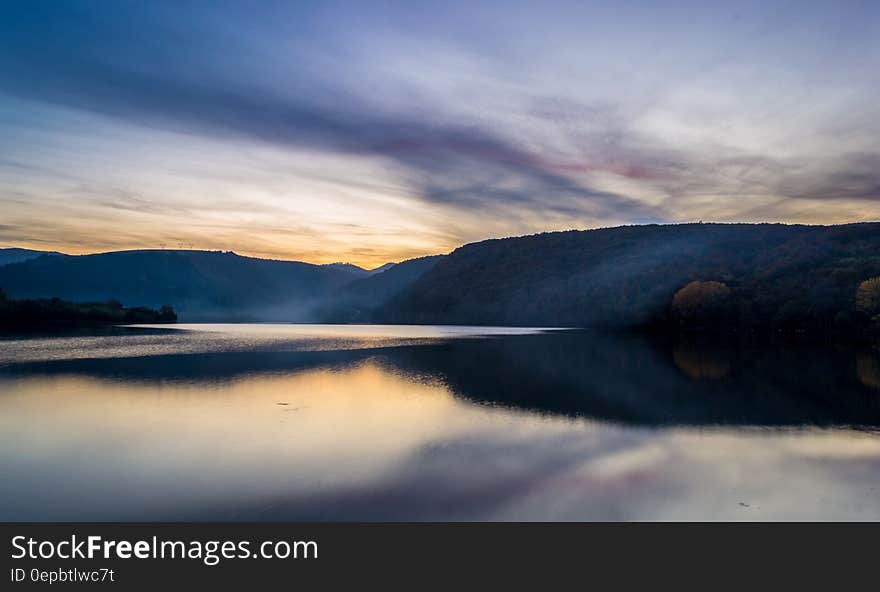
377;223;880;333
4;224;880;334
0;250;363;321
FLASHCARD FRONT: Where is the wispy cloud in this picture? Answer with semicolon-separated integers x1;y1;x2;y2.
1;0;879;264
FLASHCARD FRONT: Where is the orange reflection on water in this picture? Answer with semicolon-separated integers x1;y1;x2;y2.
3;334;880;521
0;361;482;489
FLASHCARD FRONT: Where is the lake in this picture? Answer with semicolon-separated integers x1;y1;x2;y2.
2;323;880;520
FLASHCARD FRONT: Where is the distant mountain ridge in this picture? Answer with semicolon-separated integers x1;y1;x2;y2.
4;223;880;329
0;248;65;266
368;262;397;274
318;255;442;322
321;261;397;278
0;247;419;322
0;249;364;321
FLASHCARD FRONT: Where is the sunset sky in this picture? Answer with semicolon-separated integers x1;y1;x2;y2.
1;0;878;267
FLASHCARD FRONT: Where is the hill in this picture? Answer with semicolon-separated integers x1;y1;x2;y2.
376;223;880;332
0;248;64;266
368;262;397;274
320;262;372;278
4;223;880;332
0;250;364;321
318;255;442;322
321;262;397;277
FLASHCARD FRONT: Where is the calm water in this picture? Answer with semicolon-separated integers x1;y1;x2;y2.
2;323;880;521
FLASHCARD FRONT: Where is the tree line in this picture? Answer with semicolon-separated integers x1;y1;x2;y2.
0;289;176;330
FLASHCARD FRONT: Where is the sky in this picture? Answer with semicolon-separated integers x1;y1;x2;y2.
0;0;878;267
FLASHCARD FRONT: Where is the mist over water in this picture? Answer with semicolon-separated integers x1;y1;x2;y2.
1;324;879;521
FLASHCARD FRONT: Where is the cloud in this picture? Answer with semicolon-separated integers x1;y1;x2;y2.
776;153;880;202
1;0;880;262
0;1;669;225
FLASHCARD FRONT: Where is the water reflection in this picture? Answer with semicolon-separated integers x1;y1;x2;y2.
1;325;879;520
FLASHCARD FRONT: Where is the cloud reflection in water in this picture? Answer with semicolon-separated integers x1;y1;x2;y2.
1;325;879;521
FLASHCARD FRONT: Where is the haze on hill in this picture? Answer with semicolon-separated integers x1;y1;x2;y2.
2;222;880;336
0;249;398;321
